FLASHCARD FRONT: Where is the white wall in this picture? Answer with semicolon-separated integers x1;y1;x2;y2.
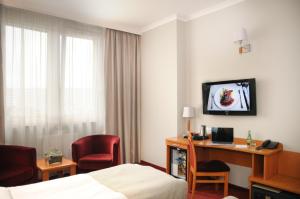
141;20;180;167
185;0;300;187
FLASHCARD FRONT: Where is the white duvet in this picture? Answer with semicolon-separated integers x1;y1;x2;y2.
89;164;187;199
0;174;127;199
0;164;187;199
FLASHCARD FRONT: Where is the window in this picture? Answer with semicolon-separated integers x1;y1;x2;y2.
63;36;97;122
2;6;105;158
5;26;47;125
4;26;104;127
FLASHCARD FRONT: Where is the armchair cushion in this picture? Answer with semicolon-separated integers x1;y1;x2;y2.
78;154;113;170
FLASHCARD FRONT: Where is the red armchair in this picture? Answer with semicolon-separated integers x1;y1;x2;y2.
72;135;120;173
0;145;37;187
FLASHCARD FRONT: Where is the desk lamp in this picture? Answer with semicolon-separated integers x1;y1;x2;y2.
182;106;195;132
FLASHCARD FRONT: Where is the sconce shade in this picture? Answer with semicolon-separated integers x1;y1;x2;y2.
182;107;195;118
234;28;248;42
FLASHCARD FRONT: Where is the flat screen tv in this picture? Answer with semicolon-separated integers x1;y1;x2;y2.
202;78;256;115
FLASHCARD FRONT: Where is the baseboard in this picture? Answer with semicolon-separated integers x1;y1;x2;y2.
229;183;249;192
140;160;166;172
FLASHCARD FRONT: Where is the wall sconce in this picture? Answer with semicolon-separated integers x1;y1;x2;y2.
234;28;251;54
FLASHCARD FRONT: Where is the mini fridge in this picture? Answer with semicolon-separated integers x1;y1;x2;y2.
169;146;187;180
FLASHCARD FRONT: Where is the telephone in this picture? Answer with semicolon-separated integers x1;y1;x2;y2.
256;139;279;150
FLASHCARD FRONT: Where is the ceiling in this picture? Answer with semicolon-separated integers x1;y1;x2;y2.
0;0;244;34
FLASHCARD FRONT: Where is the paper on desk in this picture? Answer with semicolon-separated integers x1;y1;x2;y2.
235;145;248;148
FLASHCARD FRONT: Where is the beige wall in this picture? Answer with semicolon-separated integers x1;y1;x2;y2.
141;0;300;187
141;20;180;167
185;0;300;187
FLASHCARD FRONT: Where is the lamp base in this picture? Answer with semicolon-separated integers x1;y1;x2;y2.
183;135;209;140
192;135;209;140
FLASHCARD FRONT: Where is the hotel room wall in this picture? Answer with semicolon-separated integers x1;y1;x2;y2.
184;0;300;187
141;21;180;167
140;0;300;187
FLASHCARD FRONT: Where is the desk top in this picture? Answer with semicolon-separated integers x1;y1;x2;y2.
166;137;283;156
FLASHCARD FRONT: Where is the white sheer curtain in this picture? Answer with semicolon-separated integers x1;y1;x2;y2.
0;6;105;158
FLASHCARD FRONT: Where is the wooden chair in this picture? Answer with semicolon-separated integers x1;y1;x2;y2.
188;134;230;198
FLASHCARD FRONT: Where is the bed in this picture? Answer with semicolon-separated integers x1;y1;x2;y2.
0;164;187;199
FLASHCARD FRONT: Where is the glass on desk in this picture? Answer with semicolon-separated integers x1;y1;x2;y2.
250;140;256;147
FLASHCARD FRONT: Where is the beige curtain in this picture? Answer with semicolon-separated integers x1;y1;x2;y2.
0;6;5;144
105;29;141;163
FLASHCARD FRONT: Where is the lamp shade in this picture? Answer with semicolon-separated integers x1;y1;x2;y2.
234;28;248;42
182;107;195;118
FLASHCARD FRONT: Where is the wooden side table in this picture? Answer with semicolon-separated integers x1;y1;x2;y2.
37;158;77;181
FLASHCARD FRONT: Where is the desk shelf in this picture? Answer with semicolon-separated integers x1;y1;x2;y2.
252;154;264;178
249;175;300;195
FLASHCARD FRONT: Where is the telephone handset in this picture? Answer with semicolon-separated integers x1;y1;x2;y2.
256;139;279;150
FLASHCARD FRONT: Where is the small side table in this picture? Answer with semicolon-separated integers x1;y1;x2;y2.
37;158;77;181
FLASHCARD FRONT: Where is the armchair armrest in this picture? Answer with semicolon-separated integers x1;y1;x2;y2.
97;135;121;165
110;137;120;165
72;138;93;163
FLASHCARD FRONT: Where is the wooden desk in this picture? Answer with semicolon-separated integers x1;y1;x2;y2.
166;137;294;197
37;158;77;181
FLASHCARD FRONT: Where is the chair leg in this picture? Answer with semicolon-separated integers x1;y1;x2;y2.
191;174;196;199
188;171;192;192
224;173;229;196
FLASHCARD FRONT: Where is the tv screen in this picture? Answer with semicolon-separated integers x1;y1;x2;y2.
202;78;256;115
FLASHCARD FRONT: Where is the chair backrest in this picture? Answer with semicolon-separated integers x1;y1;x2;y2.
92;135;120;154
187;132;197;172
0;145;36;168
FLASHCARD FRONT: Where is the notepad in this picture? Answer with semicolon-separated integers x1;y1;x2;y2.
207;143;235;146
235;145;248;149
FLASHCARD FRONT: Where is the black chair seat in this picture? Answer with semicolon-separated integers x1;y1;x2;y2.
197;160;230;172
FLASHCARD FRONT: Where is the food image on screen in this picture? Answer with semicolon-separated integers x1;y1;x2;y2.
207;82;250;111
202;78;256;115
220;89;234;106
